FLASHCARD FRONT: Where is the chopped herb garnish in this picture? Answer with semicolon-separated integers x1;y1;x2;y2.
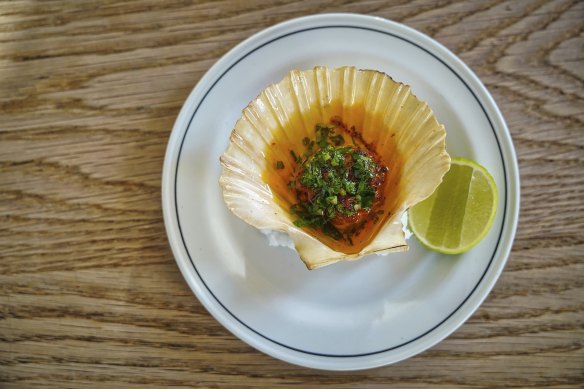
286;120;388;244
330;134;345;146
290;149;300;163
275;160;285;169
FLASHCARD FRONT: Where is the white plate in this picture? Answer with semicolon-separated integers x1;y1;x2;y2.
162;14;520;370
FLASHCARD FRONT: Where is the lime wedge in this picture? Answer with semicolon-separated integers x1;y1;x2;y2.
409;157;498;254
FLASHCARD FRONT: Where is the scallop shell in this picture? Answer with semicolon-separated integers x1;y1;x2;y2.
220;67;450;270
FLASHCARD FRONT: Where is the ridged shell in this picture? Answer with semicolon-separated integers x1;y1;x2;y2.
220;67;450;270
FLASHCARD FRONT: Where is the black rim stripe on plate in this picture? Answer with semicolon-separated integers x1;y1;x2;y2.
174;25;508;358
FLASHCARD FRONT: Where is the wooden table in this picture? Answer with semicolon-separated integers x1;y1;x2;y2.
2;1;583;387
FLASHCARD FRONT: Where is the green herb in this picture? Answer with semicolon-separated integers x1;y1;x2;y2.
275;160;284;169
330;134;345;146
315;124;335;148
288;121;387;243
290;149;300;163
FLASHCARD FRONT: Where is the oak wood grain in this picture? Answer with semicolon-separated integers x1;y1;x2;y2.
1;0;583;387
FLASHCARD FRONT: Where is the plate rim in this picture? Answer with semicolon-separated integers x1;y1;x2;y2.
162;13;520;370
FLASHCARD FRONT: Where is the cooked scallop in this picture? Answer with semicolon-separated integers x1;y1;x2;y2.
220;66;450;269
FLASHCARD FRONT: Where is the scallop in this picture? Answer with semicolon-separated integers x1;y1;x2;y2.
219;67;450;270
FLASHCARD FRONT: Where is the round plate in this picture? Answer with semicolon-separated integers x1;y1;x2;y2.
162;14;520;370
